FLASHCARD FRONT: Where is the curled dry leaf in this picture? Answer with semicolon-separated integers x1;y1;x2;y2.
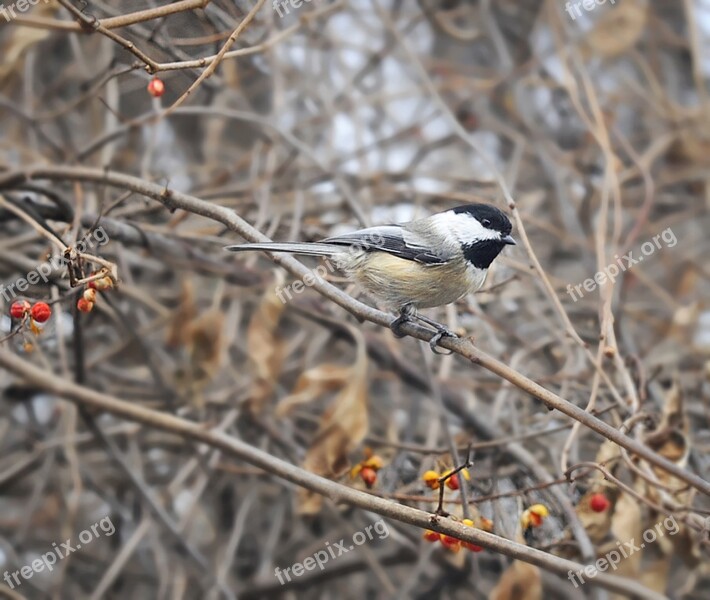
187;308;225;385
246;271;286;413
674;110;710;166
640;558;672;594
0;2;57;79
644;379;691;503
166;281;224;405
605;492;642;583
166;281;197;348
586;0;647;58
276;364;352;416
298;327;369;514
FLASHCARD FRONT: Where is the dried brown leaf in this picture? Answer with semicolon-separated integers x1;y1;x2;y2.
247;271;286;413
298;327;369;514
188;308;225;383
276;364;352;416
606;492;643;581
640;558;672;593
0;4;57;79
166;281;197;348
489;560;541;600
586;1;647;58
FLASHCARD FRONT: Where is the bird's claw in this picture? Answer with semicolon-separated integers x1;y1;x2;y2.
389;314;408;338
390;304;416;338
429;327;457;354
390;305;458;354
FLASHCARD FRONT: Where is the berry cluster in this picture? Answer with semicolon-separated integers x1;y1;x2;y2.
10;300;51;324
78;272;114;313
422;468;470;491
423;516;494;554
9;300;53;351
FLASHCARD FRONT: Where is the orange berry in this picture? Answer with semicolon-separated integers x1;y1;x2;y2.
423;530;440;542
478;517;494;532
363;455;384;470
422;470;440;489
589;493;610;513
360;466;377;488
77;298;94;313
30;302;51;323
147;77;165;98
522;504;549;529
10;300;30;319
83;288;97;303
461;518;484;551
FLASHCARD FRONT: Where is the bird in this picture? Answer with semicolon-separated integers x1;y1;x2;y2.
226;203;515;351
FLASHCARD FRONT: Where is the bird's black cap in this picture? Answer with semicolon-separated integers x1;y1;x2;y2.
451;203;512;236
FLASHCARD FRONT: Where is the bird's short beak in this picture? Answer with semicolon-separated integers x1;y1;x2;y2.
501;234;516;245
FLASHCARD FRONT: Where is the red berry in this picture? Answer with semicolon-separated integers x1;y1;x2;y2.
147;77;165;98
440;535;461;552
77;298;94;313
360;466;377;488
10;300;30;319
83;288;97;303
30;302;51;323
446;474;460;490
590;493;610;513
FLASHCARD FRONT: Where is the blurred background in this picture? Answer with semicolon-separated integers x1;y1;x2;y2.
0;0;709;598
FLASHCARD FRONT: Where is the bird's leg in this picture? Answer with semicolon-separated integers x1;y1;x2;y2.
390;305;458;353
390;304;415;338
411;313;458;354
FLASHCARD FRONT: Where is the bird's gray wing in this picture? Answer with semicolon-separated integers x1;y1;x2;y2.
321;225;454;264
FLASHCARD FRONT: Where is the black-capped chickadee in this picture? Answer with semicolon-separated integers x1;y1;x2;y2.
226;204;515;351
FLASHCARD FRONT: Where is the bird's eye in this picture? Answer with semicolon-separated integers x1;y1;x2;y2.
482;219;491;227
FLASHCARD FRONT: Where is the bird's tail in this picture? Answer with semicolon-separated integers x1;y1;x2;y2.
224;242;344;257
